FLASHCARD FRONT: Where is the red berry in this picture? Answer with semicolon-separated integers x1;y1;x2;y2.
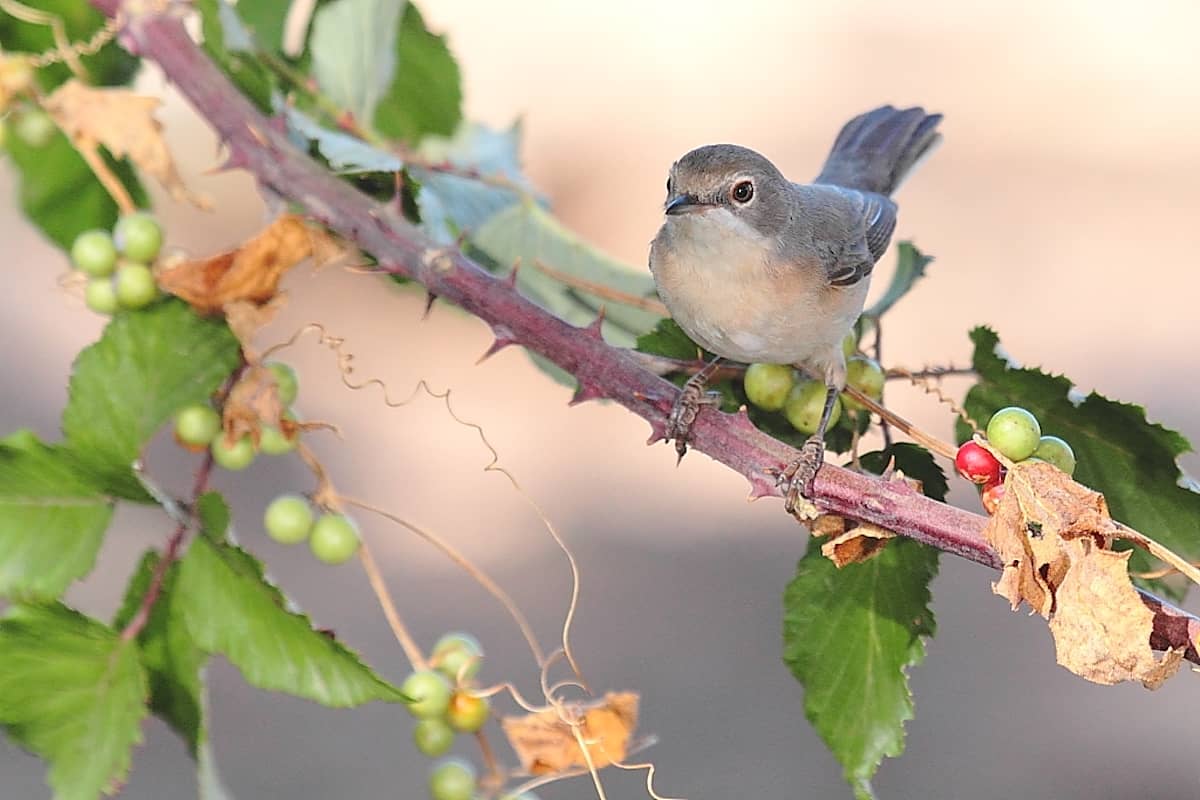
955;441;1002;485
981;481;1006;515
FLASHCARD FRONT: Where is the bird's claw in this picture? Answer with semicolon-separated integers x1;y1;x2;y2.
774;435;827;515
666;373;721;463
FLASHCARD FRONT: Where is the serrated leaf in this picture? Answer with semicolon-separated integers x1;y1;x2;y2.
412;122;528;243
0;439;113;600
783;447;940;799
471;204;662;347
113;551;203;754
0;603;148;800
194;0;274;112
635;317;701;361
373;2;462;142
960;326;1200;598
863;242;932;319
310;0;403;126
284;107;403;173
176;513;404;706
0;0;139;90
61;300;241;500
6;127;145;250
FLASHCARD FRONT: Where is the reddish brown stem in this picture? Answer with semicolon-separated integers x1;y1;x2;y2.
90;0;1200;665
121;451;213;641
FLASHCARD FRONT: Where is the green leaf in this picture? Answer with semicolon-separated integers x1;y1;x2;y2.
783;446;940;799
373;2;462;142
412;122;529;244
960;325;1200;598
6;128;145;250
310;0;404;126
0;603;148;800
471;204;663;347
635;317;703;361
284;107;404;172
114;495;235;797
0;0;139;90
230;0;291;52
194;0;275;112
113;552;204;754
863;242;933;319
176;507;404;706
61;300;241;500
0;439;113;600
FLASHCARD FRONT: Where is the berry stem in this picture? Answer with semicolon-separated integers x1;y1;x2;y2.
91;0;1200;665
357;539;429;670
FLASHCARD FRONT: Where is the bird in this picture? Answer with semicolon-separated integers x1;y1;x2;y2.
648;105;942;512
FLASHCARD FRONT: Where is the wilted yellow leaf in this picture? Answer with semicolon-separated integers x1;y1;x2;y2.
44;79;206;208
811;514;895;567
501;691;638;775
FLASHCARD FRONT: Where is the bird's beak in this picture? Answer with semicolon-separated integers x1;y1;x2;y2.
665;194;710;215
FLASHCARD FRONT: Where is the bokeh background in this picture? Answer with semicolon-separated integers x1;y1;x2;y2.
3;1;1200;798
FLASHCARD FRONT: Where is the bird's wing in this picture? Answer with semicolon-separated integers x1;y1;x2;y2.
805;186;897;288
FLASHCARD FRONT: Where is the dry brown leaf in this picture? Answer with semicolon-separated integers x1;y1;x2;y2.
984;460;1180;688
43;79;207;208
158;214;313;316
501;691;638;775
221;364;289;444
1049;538;1184;688
810;514;895;567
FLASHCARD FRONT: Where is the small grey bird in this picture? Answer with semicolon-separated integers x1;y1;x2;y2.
649;105;942;511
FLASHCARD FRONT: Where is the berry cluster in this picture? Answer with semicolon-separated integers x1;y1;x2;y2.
742;332;884;435
398;634;539;800
264;496;361;565
955;406;1077;514
71;213;164;314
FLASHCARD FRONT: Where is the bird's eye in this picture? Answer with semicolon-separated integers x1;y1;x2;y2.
731;180;754;204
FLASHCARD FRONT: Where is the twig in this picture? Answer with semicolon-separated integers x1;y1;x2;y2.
885;365;974;380
528;259;669;315
871;318;893;448
91;0;1200;665
121;452;213;641
356;539;428;670
842;385;958;461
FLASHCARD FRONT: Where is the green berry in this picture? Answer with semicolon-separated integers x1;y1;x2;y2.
115;262;157;309
309;513;360;564
173;404;222;448
258;423;297;455
784;380;841;435
432;632;483;682
841;329;858;360
402;670;453;719
84;277;119;315
1033;435;1076;475
743;363;795;412
843;356;885;411
429;758;476;800
445;691;490;733
413;718;455;758
986;407;1042;461
14;109;55;148
113;212;164;263
71;230;118;277
267;362;299;406
210;433;256;471
264;495;314;544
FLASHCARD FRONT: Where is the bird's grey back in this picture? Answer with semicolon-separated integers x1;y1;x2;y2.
813;105;942;196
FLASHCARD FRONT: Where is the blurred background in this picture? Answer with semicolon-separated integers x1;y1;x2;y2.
3;0;1199;798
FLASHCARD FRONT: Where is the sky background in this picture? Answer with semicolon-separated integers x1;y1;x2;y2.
2;1;1199;798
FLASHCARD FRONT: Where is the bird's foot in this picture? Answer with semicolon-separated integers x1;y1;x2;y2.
666;371;722;464
773;435;827;515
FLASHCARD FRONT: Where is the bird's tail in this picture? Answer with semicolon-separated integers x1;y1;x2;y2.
814;105;942;196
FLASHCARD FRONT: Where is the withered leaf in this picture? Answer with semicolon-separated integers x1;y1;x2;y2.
501;691;637;775
222;365;289;444
158;214;314;315
811;514;895;568
1049;539;1184;688
44;80;206;208
986;461;1179;688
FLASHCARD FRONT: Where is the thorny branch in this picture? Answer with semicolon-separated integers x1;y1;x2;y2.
92;0;1200;664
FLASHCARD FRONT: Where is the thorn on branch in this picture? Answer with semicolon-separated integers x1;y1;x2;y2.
569;380;605;406
505;259;521;288
423;291;438;319
477;328;518;364
582;307;606;339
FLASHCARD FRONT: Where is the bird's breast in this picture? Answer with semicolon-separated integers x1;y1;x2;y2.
649;211;863;370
